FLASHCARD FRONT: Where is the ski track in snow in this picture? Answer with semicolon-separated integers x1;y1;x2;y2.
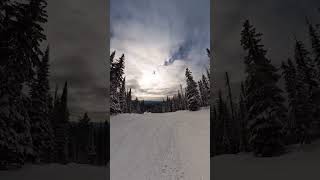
110;109;210;180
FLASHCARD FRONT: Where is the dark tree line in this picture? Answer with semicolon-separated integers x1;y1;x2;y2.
110;50;210;115
0;0;109;169
68;113;109;166
211;15;320;157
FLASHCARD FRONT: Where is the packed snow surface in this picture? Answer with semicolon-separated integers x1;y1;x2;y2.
212;140;320;180
110;109;210;180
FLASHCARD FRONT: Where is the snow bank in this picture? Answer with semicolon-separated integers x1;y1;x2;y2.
0;163;108;180
212;140;320;180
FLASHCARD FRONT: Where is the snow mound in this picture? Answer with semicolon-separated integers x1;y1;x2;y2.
212;140;320;180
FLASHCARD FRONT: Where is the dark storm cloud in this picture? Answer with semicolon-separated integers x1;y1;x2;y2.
48;0;107;121
213;0;320;100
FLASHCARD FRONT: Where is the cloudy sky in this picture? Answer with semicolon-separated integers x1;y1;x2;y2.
48;0;107;121
111;0;210;100
213;0;319;99
47;0;319;119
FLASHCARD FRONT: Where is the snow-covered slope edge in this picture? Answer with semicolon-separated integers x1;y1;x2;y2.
211;140;320;180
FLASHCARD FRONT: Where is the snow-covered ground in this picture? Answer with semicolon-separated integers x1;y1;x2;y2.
110;109;210;180
212;140;320;180
0;163;108;180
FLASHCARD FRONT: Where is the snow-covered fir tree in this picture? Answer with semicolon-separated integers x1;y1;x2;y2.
119;78;127;113
292;41;318;144
110;51;122;114
126;88;132;113
282;59;299;142
198;80;205;106
202;74;210;106
238;82;249;152
0;0;47;167
294;40;319;95
52;82;70;164
29;47;54;162
307;19;320;70
185;68;201;111
240;20;286;157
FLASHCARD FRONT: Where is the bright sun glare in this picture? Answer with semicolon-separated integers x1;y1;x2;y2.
139;69;162;90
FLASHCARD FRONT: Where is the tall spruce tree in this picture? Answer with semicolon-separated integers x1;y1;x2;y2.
294;40;318;94
307;20;320;69
110;52;124;115
126;88;132;113
29;47;54;162
53;82;69;164
0;0;48;167
185;68;201;111
202;74;210;106
110;51;120;114
293;41;317;144
240;20;286;156
225;72;239;153
198;80;205;106
281;59;299;143
239;82;249;152
119;78;127;113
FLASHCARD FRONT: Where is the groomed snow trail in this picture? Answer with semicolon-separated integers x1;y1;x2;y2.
110;109;210;180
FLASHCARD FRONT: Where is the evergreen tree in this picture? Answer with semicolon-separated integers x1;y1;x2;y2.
60;82;69;123
110;52;124;115
206;48;211;95
198;80;204;106
134;97;141;113
185;68;201;111
294;40;318;95
238;82;249;152
0;0;47;167
119;78;127;113
225;72;235;121
215;90;233;154
202;74;210;105
140;100;145;113
77;112;91;163
177;90;183;110
29;47;54;162
127;88;132;113
161;99;166;113
307;20;320;69
53;82;69;164
225;72;239;153
180;84;187;110
210;105;217;156
281;59;298;143
240;20;286;156
293;41;317;144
